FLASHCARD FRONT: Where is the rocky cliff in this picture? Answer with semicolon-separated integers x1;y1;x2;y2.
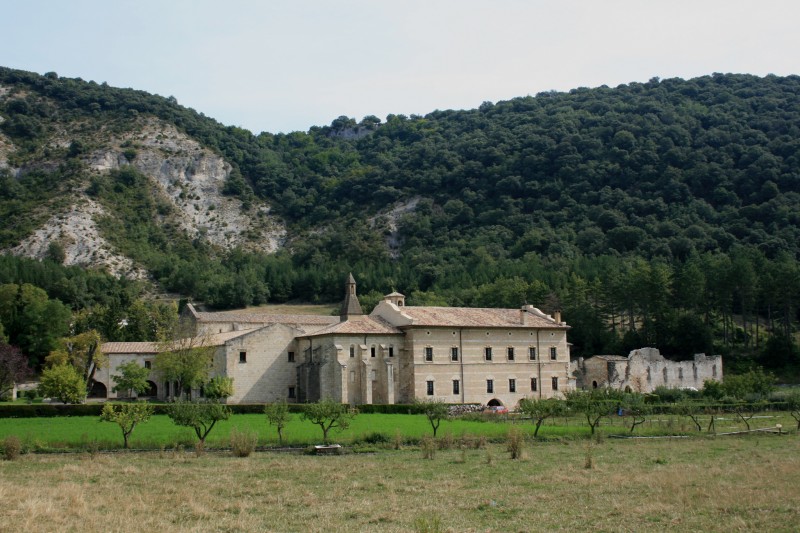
0;84;285;279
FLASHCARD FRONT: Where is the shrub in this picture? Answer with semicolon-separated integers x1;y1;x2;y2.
420;436;436;460
360;431;390;445
414;516;444;533
39;364;86;404
437;432;455;450
230;428;258;457
3;435;22;460
651;386;687;403
507;427;525;460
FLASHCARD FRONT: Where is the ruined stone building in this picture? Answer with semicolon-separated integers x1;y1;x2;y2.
98;275;573;406
571;347;723;393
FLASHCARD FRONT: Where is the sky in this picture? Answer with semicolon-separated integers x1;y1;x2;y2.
1;0;799;134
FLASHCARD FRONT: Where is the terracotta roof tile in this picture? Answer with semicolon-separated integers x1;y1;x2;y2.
102;330;257;354
302;316;402;337
194;311;338;326
397;306;565;328
102;342;160;354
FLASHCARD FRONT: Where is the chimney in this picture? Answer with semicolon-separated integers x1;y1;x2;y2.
553;310;562;324
520;307;527;325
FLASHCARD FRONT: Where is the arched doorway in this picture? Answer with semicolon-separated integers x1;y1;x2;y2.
88;380;107;398
143;380;158;397
592;380;598;389
487;398;503;407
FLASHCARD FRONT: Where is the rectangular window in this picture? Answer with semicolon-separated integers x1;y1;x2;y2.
349;345;355;358
550;347;557;360
288;351;295;362
509;379;516;393
451;347;459;361
239;351;247;363
531;377;538;391
486;379;494;394
288;386;296;399
389;346;394;357
144;360;152;369
507;347;515;361
425;346;433;362
529;347;536;360
551;377;559;391
452;380;460;395
484;347;493;361
371;346;376;358
426;380;434;396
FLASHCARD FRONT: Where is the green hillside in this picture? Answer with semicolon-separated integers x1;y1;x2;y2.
0;68;799;375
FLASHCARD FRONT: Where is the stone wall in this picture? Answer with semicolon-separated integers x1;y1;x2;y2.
572;348;723;393
223;323;300;403
404;326;572;408
296;334;405;405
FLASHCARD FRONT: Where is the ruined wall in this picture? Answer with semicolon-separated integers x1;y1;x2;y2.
572;348;723;393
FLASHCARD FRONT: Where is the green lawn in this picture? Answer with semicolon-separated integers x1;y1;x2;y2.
0;410;794;451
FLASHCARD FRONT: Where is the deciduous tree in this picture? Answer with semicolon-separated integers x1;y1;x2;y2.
621;393;651;433
203;376;233;400
100;402;154;448
786;391;800;431
417;399;449;437
264;400;291;445
0;342;31;399
111;361;151;398
166;399;231;444
46;330;106;390
518;397;564;437
565;389;621;435
155;334;214;398
39;363;86;404
302;399;354;444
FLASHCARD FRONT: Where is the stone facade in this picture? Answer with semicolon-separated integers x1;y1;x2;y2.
571;347;723;393
97;276;574;407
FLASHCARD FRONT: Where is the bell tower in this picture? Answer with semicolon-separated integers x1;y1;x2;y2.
340;273;364;320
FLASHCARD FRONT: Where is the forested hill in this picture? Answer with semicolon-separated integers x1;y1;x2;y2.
1;68;799;372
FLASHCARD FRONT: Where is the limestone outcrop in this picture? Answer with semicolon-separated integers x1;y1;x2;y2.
2;111;286;277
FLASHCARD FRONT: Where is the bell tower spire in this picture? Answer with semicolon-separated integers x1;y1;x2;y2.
340;273;363;320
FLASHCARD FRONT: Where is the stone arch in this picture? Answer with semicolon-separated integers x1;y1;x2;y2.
487;398;504;407
88;380;107;398
143;380;158;397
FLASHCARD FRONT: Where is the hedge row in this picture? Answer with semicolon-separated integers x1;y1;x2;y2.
0;402;433;418
0;400;791;419
0;403;309;418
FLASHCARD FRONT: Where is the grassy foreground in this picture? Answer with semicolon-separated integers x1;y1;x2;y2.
1;435;798;532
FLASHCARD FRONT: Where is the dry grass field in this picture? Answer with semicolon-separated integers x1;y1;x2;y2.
1;435;798;532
